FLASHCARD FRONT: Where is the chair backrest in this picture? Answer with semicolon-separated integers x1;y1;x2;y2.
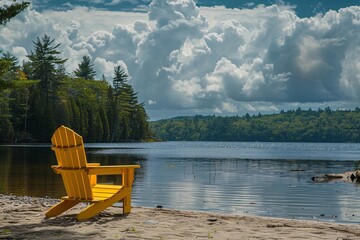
51;125;93;200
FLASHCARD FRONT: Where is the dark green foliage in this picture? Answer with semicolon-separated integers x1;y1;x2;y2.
20;60;32;77
0;50;36;142
74;55;96;80
109;65;147;142
27;34;67;103
0;92;14;142
0;59;12;90
0;0;29;141
2;51;19;71
25;35;68;140
132;104;149;140
0;1;29;26
0;36;150;143
113;66;128;93
150;109;360;143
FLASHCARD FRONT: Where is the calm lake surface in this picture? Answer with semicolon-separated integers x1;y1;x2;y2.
1;141;360;223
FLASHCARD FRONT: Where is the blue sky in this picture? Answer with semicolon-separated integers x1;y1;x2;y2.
1;0;360;120
31;0;359;17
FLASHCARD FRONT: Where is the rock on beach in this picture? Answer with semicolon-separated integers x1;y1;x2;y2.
311;171;360;183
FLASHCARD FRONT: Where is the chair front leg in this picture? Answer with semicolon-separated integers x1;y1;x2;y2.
46;200;80;218
123;193;132;214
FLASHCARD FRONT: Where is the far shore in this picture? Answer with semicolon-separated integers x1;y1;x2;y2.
1;194;360;239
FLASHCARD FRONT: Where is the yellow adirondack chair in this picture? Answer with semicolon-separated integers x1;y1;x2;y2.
45;125;140;220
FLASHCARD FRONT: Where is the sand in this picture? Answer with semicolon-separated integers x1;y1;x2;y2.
1;194;360;240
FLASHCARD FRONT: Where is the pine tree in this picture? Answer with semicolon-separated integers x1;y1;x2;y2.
110;66;127;141
0;1;30;26
119;83;138;114
113;66;128;93
27;34;67;103
2;51;19;71
110;65;149;141
101;74;107;83
0;52;24;88
74;55;96;80
27;35;67;141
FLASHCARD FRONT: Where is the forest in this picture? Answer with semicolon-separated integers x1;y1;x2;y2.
0;2;149;143
150;108;360;143
0;9;149;143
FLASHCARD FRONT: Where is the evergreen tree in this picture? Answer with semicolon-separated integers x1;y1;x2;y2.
0;1;29;26
110;66;127;141
27;34;66;103
109;65;148;141
1;52;23;85
74;55;96;80
2;51;19;71
27;35;67;141
101;74;107;83
113;66;128;93
119;83;138;113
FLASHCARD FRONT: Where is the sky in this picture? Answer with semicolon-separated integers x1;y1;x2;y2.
1;0;360;120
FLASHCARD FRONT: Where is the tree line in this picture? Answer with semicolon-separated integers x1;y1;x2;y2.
150;108;360;143
1;7;149;143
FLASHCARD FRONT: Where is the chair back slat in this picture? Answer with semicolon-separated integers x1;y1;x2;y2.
51;125;93;200
61;170;92;199
51;126;87;168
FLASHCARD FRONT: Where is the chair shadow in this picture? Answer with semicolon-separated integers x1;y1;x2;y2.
45;211;129;226
0;211;129;239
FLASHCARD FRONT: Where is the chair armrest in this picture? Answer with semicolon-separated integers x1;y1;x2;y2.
87;165;140;176
87;163;100;166
51;165;61;174
51;163;100;173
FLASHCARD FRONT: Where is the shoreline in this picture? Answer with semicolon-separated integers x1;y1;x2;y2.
1;194;360;239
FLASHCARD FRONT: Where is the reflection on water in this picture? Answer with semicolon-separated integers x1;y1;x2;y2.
0;146;62;198
1;142;360;223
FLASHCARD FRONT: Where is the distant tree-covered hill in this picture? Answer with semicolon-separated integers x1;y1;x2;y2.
150;108;360;142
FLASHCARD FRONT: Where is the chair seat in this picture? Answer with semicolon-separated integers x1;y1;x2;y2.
62;184;124;202
92;184;124;201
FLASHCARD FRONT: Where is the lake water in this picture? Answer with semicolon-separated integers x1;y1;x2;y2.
1;141;360;223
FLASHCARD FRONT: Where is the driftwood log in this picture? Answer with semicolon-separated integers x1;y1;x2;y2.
311;171;360;183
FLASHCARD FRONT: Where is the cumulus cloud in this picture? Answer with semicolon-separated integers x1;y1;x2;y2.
94;57;129;80
0;0;359;119
11;46;28;63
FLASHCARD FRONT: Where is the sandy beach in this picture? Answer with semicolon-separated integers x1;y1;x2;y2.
1;194;360;239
